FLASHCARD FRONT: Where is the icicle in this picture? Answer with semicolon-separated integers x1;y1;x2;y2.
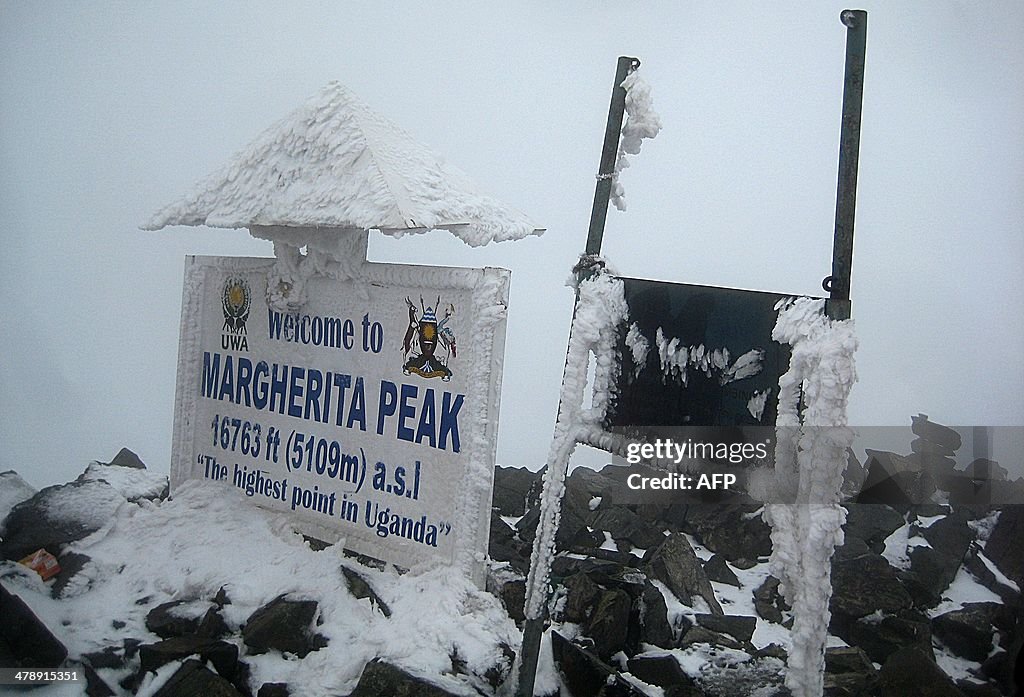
764;298;858;697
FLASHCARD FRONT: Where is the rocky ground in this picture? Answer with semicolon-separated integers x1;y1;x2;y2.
1;416;1023;696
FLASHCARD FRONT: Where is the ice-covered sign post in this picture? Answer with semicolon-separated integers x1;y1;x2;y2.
519;12;867;697
146;82;542;587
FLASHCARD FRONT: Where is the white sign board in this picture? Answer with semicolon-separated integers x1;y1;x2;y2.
171;255;509;584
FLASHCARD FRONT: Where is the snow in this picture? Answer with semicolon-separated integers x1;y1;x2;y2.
27;480;127;533
77;462;168;502
881;522;913;570
928;562;1004;616
524;271;628;619
611;70;662;212
0;470;36;530
625;322;650;378
763;298;858;697
11;480;519;696
144;81;543;247
975;549;1020;592
747;390;770;422
653;328;764;388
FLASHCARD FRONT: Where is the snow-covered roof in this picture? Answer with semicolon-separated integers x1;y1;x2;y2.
144;82;544;247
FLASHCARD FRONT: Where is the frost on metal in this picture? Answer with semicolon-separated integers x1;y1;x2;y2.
144;81;543;247
523;271;628;620
611;71;662;212
763;298;858;697
625;322;649;378
653;328;764;388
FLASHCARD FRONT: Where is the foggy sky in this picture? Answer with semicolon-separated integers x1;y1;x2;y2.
2;2;1022;489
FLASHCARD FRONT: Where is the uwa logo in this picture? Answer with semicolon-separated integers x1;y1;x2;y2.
221;276;251;352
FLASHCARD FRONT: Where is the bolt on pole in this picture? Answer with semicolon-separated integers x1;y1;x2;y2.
827;9;867;321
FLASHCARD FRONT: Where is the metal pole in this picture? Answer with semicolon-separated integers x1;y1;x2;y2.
515;55;638;697
827;9;867;321
584;55;641;260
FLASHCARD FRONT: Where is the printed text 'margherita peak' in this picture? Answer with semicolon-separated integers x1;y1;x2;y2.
200;351;464;452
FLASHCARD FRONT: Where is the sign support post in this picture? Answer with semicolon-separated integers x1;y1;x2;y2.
826;9;867;321
515;55;638;697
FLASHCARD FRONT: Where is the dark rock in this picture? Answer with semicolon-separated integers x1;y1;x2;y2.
830;547;912;619
566;526;606;553
50;551;92;599
550;631;647;697
639;581;674;649
895;568;943;609
492;466;541;516
123;638;142;659
500;579;526;623
825;646;876;676
138;636;238;679
489;509;515;544
348;659;464;697
0;583;68;668
83;662;116;697
0;480;123;561
555;557;647;599
257;684;289;697
563;572;602;624
214;586;231;607
842;504;906;554
146;600;210;639
626;654;697;689
109;447;147;469
856;450;935;509
933;604;999;663
984;506;1024;589
681;503;772;562
591;505;665;550
754;644;788;660
918;511;974;564
83;647;126;671
151;658;245;697
514;506;540;543
964;547;1020;604
911;437;957;458
908;545;963;600
242;595;325;657
586;589;632;660
694;614;756;644
957;682;1005;697
823;671;875;697
342;566;391;617
703;554;741;587
753;576;788;624
730;557;758;570
197;607;232;639
842;612;933;664
581;546;645;569
678;626;746;651
877;646;966;697
643;533;723;615
911;414;962;451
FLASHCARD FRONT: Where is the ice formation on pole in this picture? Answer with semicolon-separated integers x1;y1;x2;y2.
523;270;628;621
611;71;662;212
764;298;857;697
